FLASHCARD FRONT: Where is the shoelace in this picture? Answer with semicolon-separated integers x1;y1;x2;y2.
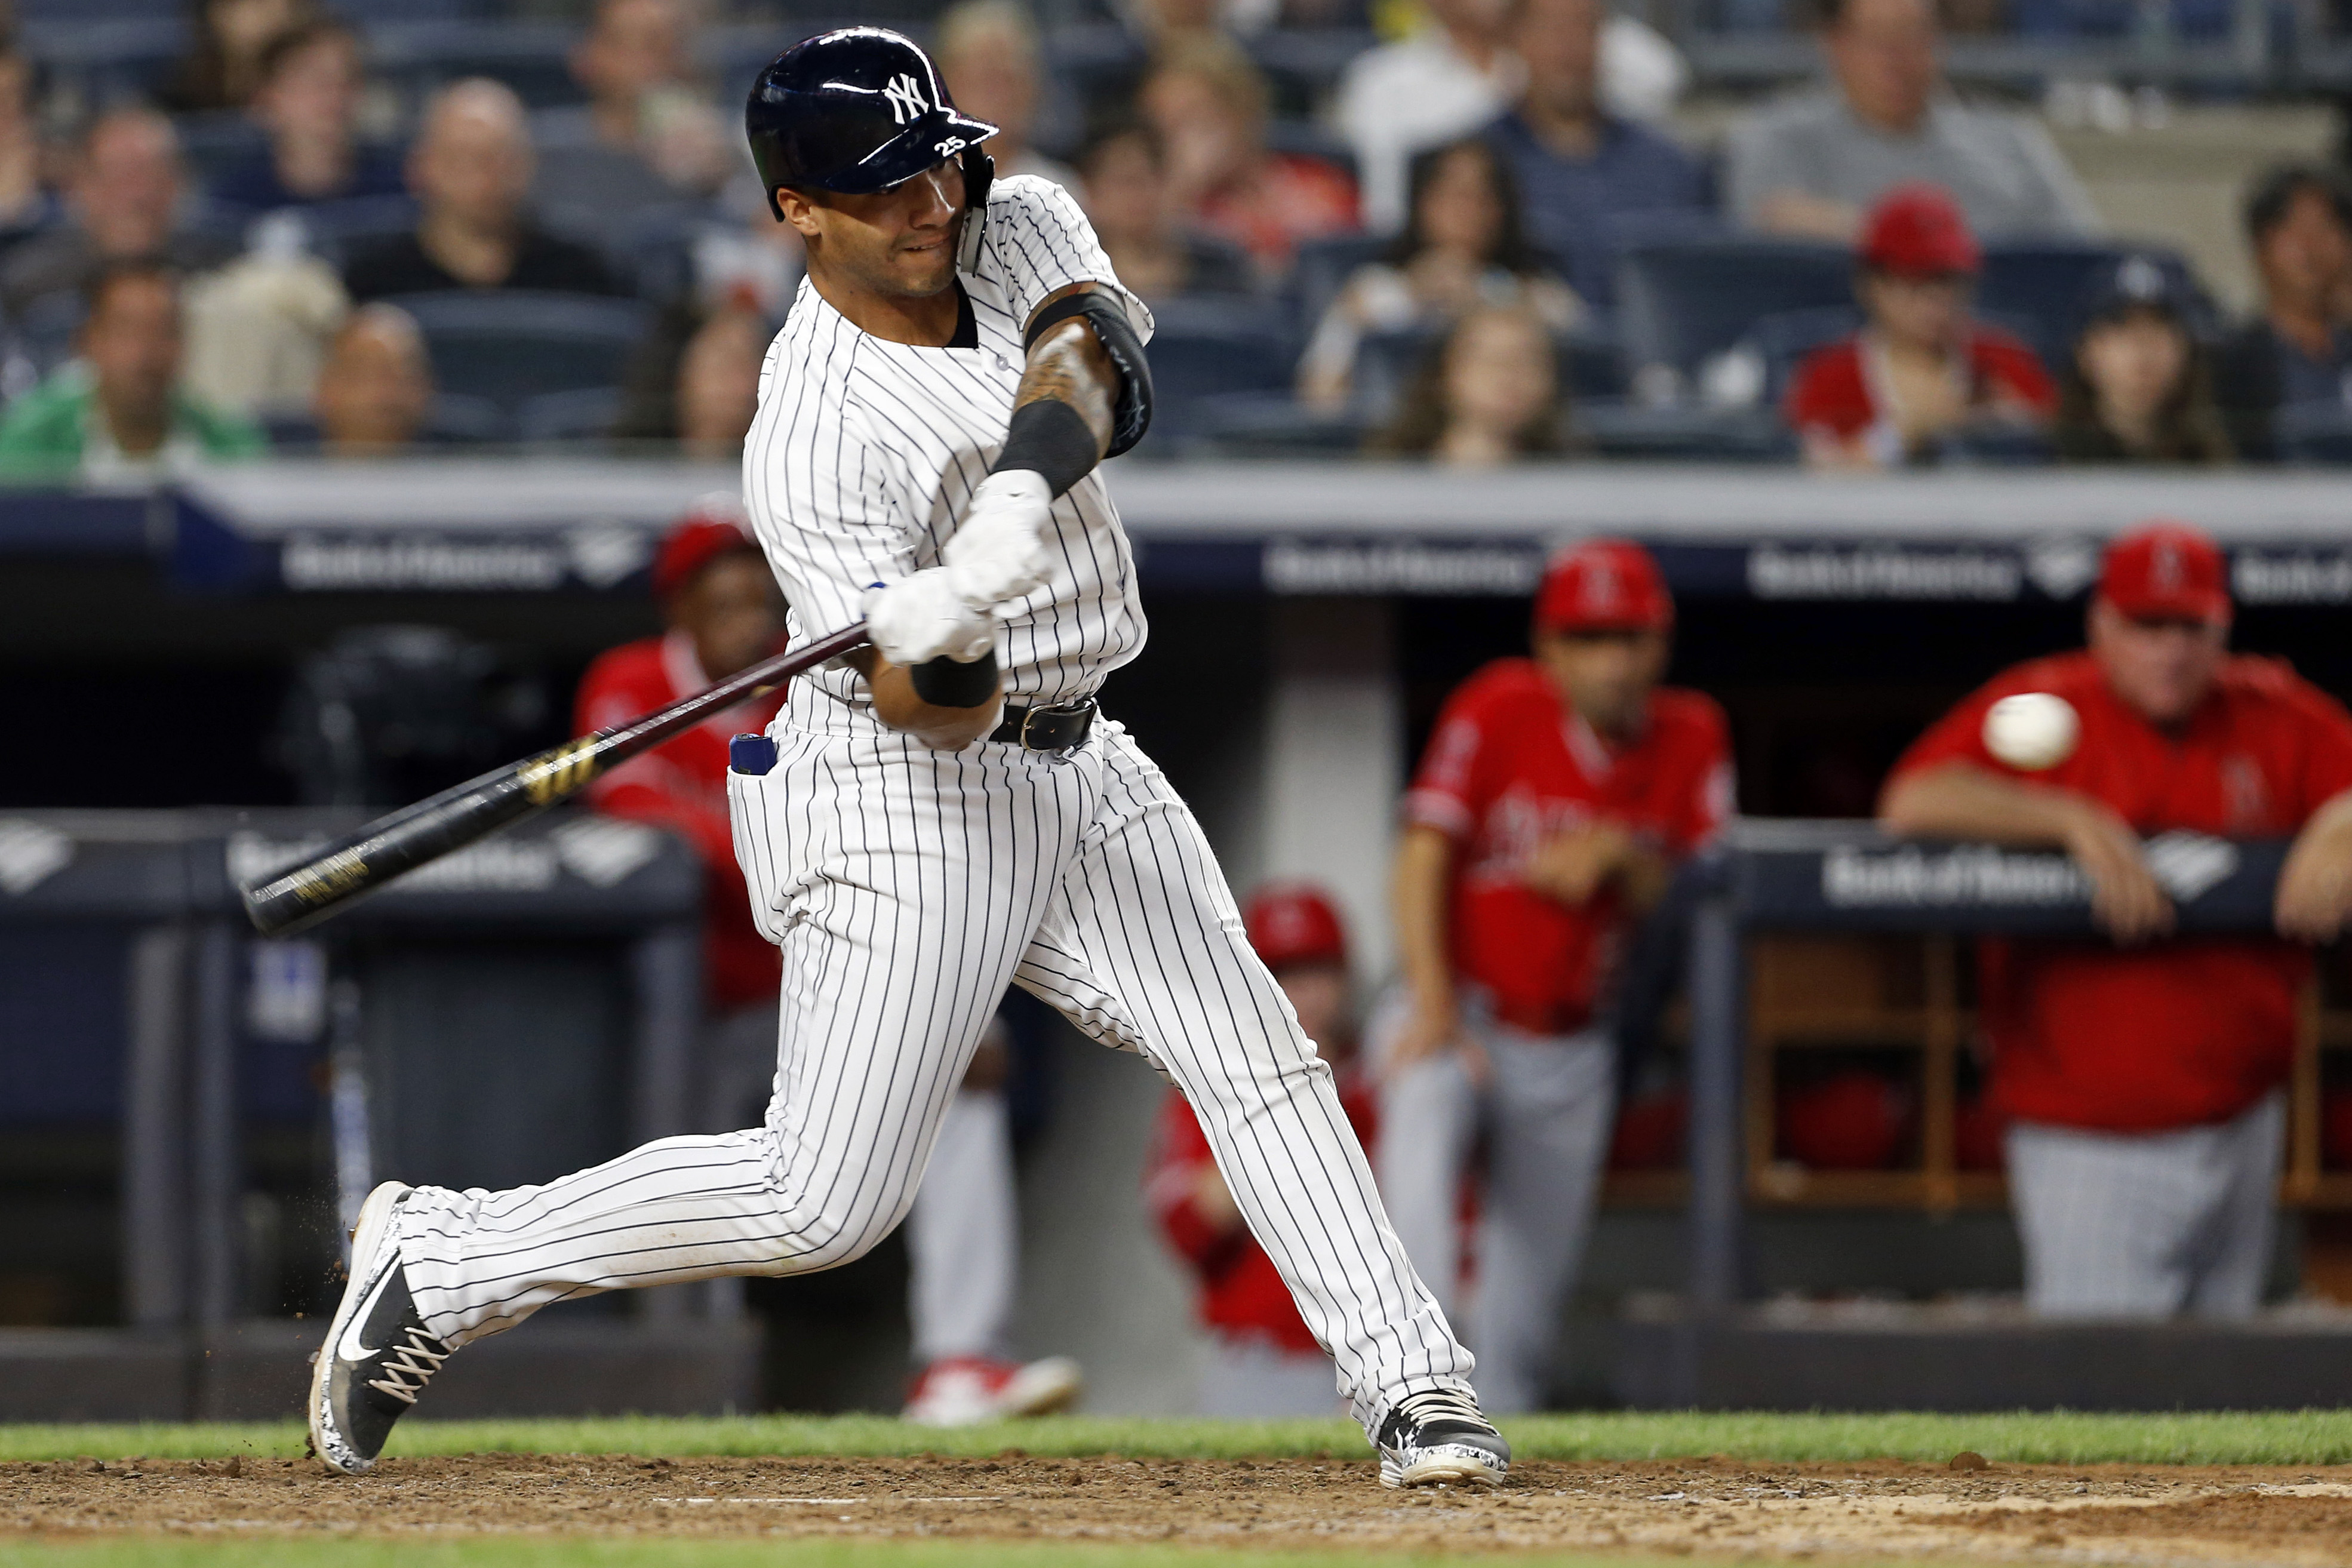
1393;1388;1494;1434
365;1326;451;1406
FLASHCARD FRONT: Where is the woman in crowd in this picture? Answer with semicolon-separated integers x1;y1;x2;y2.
1075;121;1255;304
162;0;316;113
1376;302;1572;464
1785;183;2055;469
1299;137;1579;413
1137;35;1357;277
213;21;404;212
2053;254;2232;465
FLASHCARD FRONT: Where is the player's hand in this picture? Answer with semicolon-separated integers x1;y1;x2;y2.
863;570;995;668
1523;821;1632;906
2060;802;2173;945
2275;818;2352;943
1192;1163;1243;1236
943;470;1052;610
1385;989;1465;1078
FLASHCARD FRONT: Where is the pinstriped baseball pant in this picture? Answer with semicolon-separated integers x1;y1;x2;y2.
392;718;1475;1432
2006;1090;2285;1318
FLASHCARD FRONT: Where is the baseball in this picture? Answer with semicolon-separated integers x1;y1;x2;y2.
1983;692;2080;771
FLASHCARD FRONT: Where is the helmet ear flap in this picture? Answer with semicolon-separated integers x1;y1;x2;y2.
961;147;994;214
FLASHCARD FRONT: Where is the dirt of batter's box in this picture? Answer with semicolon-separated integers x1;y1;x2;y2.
8;1454;2352;1562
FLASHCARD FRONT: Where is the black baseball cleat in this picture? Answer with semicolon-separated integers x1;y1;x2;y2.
1376;1388;1511;1489
309;1180;451;1475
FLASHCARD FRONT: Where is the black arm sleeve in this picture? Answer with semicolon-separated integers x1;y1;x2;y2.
1020;289;1154;458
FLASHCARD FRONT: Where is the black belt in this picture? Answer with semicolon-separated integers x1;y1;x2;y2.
991;698;1096;751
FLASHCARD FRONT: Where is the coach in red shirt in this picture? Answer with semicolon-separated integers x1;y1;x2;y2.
1386;539;1732;1410
1146;885;1376;1417
1882;519;2352;1317
1785;183;2055;471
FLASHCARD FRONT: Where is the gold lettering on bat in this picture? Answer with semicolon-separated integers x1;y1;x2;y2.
292;847;372;903
519;739;603;804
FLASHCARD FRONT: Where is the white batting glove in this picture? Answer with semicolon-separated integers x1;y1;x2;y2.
942;469;1052;611
863;570;997;668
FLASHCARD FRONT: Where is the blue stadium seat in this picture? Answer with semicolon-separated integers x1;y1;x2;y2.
174;112;270;187
1140;296;1296;450
2272;402;2352;465
1735;305;1864;407
1286;233;1386;349
1615;238;1852;401
516;386;622;444
368;21;583;112
383;290;650;421
278;193;421;269
1976;242;2212;372
1577;402;1798;461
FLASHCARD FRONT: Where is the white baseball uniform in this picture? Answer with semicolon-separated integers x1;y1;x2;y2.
387;176;1476;1433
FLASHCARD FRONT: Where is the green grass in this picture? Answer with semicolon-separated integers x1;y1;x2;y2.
5;1409;2352;1467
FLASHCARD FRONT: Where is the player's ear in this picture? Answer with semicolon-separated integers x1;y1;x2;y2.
773;186;824;240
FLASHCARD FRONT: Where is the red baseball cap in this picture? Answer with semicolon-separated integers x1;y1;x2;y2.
1535;539;1672;634
2098;518;2230;625
1859;184;1981;278
652;496;758;600
1244;884;1348;971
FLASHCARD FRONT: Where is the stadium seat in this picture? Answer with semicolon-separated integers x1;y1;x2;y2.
516;386;622;445
174;112;270;188
367;20;583;112
1139;297;1298;450
1577;401;1797;461
276;193;421;269
1614;238;1852;403
2272;402;2352;464
383;290;651;422
1976;242;2212;371
1286;233;1387;349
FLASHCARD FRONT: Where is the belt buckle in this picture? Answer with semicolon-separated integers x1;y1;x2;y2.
1017;705;1049;749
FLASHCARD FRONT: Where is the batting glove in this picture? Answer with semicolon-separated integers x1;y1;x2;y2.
942;470;1052;611
864;570;997;668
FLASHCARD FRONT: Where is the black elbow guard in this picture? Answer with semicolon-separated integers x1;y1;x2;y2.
1023;290;1154;457
910;648;998;708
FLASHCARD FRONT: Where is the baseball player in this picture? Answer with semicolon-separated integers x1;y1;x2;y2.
1385;539;1730;1412
1881;519;2352;1317
310;26;1502;1488
579;507;1077;1424
1146;884;1377;1418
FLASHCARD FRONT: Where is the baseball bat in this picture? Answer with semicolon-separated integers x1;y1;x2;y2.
239;620;871;937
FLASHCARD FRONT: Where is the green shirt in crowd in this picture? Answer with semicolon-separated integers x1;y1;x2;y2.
0;363;266;480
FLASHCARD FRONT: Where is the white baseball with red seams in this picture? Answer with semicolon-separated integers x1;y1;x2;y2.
377;176;1492;1468
1982;691;2082;771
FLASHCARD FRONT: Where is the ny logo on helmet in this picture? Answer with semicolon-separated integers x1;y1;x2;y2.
883;73;927;125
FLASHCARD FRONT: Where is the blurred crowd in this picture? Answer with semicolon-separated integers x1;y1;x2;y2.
0;0;2348;472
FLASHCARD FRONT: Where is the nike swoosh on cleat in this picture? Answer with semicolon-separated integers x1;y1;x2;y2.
336;1261;397;1364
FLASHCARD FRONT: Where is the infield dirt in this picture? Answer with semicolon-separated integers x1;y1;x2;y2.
10;1454;2352;1562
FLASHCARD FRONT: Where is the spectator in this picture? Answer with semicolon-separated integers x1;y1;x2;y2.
0;109;236;322
1335;0;1518;235
675;301;766;460
1115;0;1272;48
210;21;402;213
2053;254;2231;466
1137;36;1357;277
343;80;621;301
2212;165;2352;462
0;262;264;478
1483;0;1709;314
1375;303;1570;463
1146;886;1375;1418
1880;520;2352;1320
937;1;1076;189
1300;138;1578;413
1075;122;1255;303
1385;541;1731;1411
161;0;314;113
1725;0;2096;244
533;0;709;244
1785;185;2054;470
0;48;53;252
313;303;432;456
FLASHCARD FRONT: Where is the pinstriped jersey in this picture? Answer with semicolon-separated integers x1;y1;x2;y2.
742;174;1156;724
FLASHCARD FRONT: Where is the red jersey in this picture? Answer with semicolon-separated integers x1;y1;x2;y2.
575;632;785;1013
1145;1073;1376;1354
1196;153;1360;275
1784;328;2055;459
1892;650;2352;1133
1404;659;1732;1034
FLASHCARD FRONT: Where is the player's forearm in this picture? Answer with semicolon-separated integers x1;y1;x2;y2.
1014;292;1117;460
854;647;1003;750
1392;825;1458;1007
1878;761;2098;848
2290;789;2352;863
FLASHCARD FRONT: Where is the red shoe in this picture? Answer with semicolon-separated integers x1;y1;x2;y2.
903;1355;1082;1426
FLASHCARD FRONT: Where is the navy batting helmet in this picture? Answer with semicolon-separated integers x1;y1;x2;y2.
746;27;998;219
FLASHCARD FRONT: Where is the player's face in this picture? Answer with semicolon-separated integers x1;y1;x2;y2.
2089;597;2226;727
789;159;967;300
1535;628;1670;739
1274;963;1351;1062
671;551;783;681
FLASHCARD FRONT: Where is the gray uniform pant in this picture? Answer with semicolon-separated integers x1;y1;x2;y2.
2006;1090;2284;1319
1376;1023;1615;1413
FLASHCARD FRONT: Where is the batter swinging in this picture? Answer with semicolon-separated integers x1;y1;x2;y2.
309;26;1505;1489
